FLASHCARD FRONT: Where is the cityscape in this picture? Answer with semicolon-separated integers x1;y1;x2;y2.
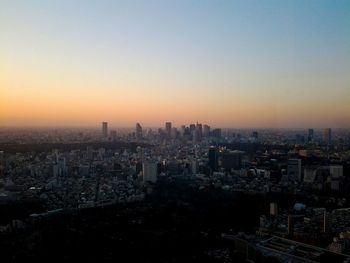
1;123;350;262
1;0;350;262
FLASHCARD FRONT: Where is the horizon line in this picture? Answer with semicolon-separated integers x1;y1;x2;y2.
0;125;348;130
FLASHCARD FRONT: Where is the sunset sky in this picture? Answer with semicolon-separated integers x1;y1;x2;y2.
1;0;350;128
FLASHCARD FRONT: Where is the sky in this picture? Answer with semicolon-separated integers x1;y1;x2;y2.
1;0;350;128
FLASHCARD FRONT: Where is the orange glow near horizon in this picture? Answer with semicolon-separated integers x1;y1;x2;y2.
1;1;349;128
2;73;349;128
1;60;349;128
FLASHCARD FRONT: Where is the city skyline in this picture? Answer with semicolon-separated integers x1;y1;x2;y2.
0;121;344;130
1;0;350;128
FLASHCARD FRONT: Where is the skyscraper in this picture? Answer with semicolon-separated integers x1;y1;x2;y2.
324;128;332;145
136;123;142;140
165;122;172;138
203;124;210;137
195;123;203;142
189;124;196;133
110;130;117;141
102;122;108;138
170;127;178;139
308;129;314;143
208;146;218;172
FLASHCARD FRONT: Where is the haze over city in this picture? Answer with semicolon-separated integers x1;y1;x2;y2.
2;1;350;262
1;0;349;128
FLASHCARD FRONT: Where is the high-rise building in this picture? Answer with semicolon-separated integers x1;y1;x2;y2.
165;122;172;138
170;127;178;139
180;125;186;135
308;129;314;143
252;131;258;140
189;124;196;134
287;159;302;181
102;122;108;138
324;128;332;145
110;130;117;141
203;125;210;137
195;123;203;141
208;146;218;172
143;161;158;183
136;123;142;140
183;127;191;140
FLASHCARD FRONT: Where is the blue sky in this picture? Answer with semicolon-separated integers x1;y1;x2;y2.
1;0;349;127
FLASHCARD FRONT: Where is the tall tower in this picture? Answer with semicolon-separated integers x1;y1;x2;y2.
136;123;143;140
208;146;218;173
102;122;108;138
203;125;210;137
308;128;314;143
165;122;172;138
195;123;203;142
110;130;117;141
324;128;332;145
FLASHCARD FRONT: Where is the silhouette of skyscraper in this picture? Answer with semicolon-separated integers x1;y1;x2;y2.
203;125;210;137
165;122;172;138
195;123;203;142
102;122;108;138
136;123;142;140
308;129;314;143
324;128;331;145
110;130;117;141
208;146;218;172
